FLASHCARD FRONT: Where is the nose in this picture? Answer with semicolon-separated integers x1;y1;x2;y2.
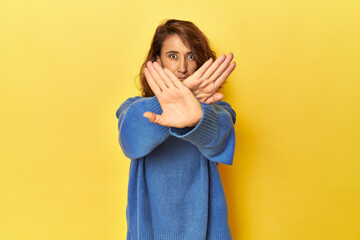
177;58;188;74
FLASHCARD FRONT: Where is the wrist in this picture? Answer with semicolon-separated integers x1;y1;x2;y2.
182;80;194;91
188;107;203;127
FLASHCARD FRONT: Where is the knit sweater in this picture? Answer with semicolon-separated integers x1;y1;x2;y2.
116;96;236;240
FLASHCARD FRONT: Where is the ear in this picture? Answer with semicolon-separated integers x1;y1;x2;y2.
156;56;162;66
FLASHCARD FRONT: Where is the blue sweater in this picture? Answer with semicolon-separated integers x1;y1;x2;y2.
116;96;236;240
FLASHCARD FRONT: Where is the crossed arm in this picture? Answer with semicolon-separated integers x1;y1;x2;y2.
143;52;236;128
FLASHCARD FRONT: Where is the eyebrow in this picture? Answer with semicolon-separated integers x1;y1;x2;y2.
166;51;193;54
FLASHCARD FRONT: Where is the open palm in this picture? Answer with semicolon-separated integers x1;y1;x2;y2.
143;61;203;128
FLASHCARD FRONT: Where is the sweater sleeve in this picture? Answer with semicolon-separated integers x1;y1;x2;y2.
169;101;236;165
116;96;170;159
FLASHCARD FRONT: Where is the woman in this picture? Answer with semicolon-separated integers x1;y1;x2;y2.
116;19;236;239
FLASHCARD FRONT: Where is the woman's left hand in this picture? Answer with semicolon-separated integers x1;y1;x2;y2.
183;52;236;104
143;61;203;128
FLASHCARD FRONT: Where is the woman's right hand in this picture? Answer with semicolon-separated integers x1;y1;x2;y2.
183;52;236;104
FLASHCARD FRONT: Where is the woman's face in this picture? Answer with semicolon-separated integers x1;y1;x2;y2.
156;34;198;81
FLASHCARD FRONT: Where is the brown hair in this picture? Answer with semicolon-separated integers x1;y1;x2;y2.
139;19;216;97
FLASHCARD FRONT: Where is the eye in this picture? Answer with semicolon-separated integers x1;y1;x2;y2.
187;54;195;60
169;54;177;59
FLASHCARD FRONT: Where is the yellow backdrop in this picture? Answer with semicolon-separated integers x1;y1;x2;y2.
1;0;359;239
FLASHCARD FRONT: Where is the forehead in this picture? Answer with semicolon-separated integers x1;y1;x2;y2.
161;34;191;53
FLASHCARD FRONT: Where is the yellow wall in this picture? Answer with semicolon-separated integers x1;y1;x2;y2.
1;0;359;239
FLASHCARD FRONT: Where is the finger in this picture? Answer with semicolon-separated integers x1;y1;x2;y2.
164;68;183;89
213;61;236;89
143;111;161;123
143;111;157;121
208;52;234;82
204;92;224;104
201;54;226;80
144;68;161;95
147;61;167;90
191;58;214;79
143;112;167;126
152;62;174;88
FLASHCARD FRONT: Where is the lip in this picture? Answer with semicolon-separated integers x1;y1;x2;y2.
177;76;187;81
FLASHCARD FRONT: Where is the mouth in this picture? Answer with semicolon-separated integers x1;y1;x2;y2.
177;76;187;81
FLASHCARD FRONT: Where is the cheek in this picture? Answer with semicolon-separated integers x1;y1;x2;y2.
189;62;198;75
162;59;176;72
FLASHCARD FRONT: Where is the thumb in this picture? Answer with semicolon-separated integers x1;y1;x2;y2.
143;112;165;125
143;112;157;123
